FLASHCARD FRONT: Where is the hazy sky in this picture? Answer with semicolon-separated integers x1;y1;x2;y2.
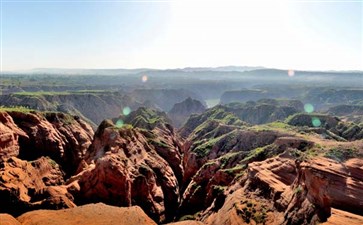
0;0;362;71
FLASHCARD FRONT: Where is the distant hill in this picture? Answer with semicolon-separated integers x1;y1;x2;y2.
178;66;265;72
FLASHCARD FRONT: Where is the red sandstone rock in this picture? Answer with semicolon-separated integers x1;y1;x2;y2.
283;157;363;224
76;120;181;223
247;154;297;201
0;157;74;216
0;214;21;225
7;111;94;175
0;112;27;162
165;221;206;225
322;208;363;225
17;203;157;225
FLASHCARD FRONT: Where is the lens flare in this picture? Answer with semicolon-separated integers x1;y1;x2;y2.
312;117;321;127
304;104;314;113
288;69;295;77
115;119;124;128
122;107;131;116
142;75;148;82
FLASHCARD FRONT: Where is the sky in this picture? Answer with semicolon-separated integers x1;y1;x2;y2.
0;0;362;71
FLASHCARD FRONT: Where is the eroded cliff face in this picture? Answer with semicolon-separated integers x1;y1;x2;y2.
0;157;75;216
0;110;94;216
74;108;183;223
6;111;94;175
191;153;363;225
282;157;363;224
0;112;27;162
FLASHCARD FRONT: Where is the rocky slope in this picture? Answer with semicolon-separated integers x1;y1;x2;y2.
73;108;183;223
0;109;93;216
0;112;27;162
176;106;363;224
5;110;94;176
1;105;363;225
0;157;75;216
17;203;157;225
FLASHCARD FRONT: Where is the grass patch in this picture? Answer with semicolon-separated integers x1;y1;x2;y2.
324;147;359;162
192;135;224;157
179;214;195;221
235;200;268;224
148;139;170;148
0;106;35;113
221;164;246;176
12;91;72;96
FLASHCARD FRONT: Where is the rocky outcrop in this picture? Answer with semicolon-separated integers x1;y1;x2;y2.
17;203;157;225
197;152;363;225
247;154;297;202
0;214;21;225
168;98;206;128
0;112;27;162
283;157;363;224
322;208;363;225
199;154;296;225
0;110;94;217
7;111;94;175
75;108;183;223
0;157;75;216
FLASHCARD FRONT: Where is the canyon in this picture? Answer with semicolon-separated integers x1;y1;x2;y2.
0;104;362;225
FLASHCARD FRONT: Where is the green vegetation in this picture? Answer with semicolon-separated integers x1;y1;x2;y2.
324;147;359;162
12;91;71;96
47;157;58;167
192;134;225;157
12;90;115;96
266;121;291;129
219;151;242;168
125;107;170;130
212;185;226;195
178;214;196;221
249;122;295;134
0;106;35;113
184;106;246;137
221;165;246;176
294;185;303;194
289;148;318;162
235;200;267;224
241;144;277;163
148;139;170;148
44;112;75;125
